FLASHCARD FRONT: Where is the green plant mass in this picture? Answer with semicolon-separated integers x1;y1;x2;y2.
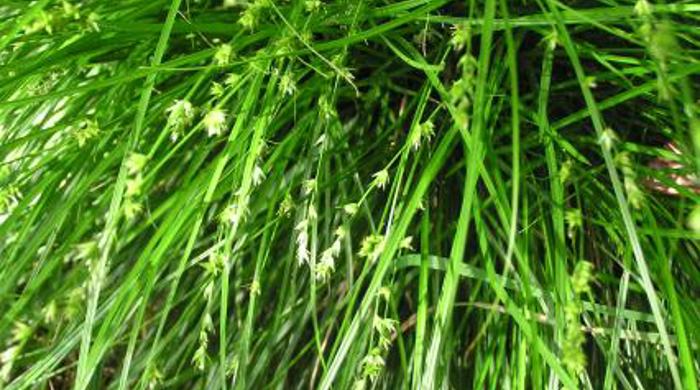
1;0;699;388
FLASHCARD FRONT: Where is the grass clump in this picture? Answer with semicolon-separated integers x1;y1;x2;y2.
1;0;699;389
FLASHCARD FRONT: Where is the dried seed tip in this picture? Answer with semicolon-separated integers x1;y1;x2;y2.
203;109;227;137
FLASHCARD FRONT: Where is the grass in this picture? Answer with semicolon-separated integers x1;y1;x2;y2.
0;0;699;389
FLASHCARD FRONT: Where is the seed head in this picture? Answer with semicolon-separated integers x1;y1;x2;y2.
125;174;143;197
305;0;322;12
598;128;618;151
252;164;266;186
225;72;241;86
303;179;317;195
123;198;143;220
450;24;471;51
210;81;225;98
166;99;195;127
315;248;336;281
74;119;100;147
126;153;148;175
319;95;336;120
214;44;233;66
360;348;385;382
571;261;594;295
343;203;359;216
359;234;385;263
279;72;296;96
203;109;227;137
372;169;389;190
634;0;652;17
295;220;309;265
250;279;261;296
399;236;413;250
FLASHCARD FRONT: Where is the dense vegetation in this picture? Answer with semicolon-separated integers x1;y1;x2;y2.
1;0;699;388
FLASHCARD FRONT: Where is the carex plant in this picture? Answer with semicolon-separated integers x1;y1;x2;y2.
0;0;699;389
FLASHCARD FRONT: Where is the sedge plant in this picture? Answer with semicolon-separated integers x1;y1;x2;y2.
0;0;699;389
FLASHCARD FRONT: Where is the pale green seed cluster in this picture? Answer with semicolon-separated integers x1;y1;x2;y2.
562;261;595;375
123;153;148;220
616;152;645;209
165;99;195;141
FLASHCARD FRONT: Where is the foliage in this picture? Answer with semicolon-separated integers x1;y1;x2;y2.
1;0;699;389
